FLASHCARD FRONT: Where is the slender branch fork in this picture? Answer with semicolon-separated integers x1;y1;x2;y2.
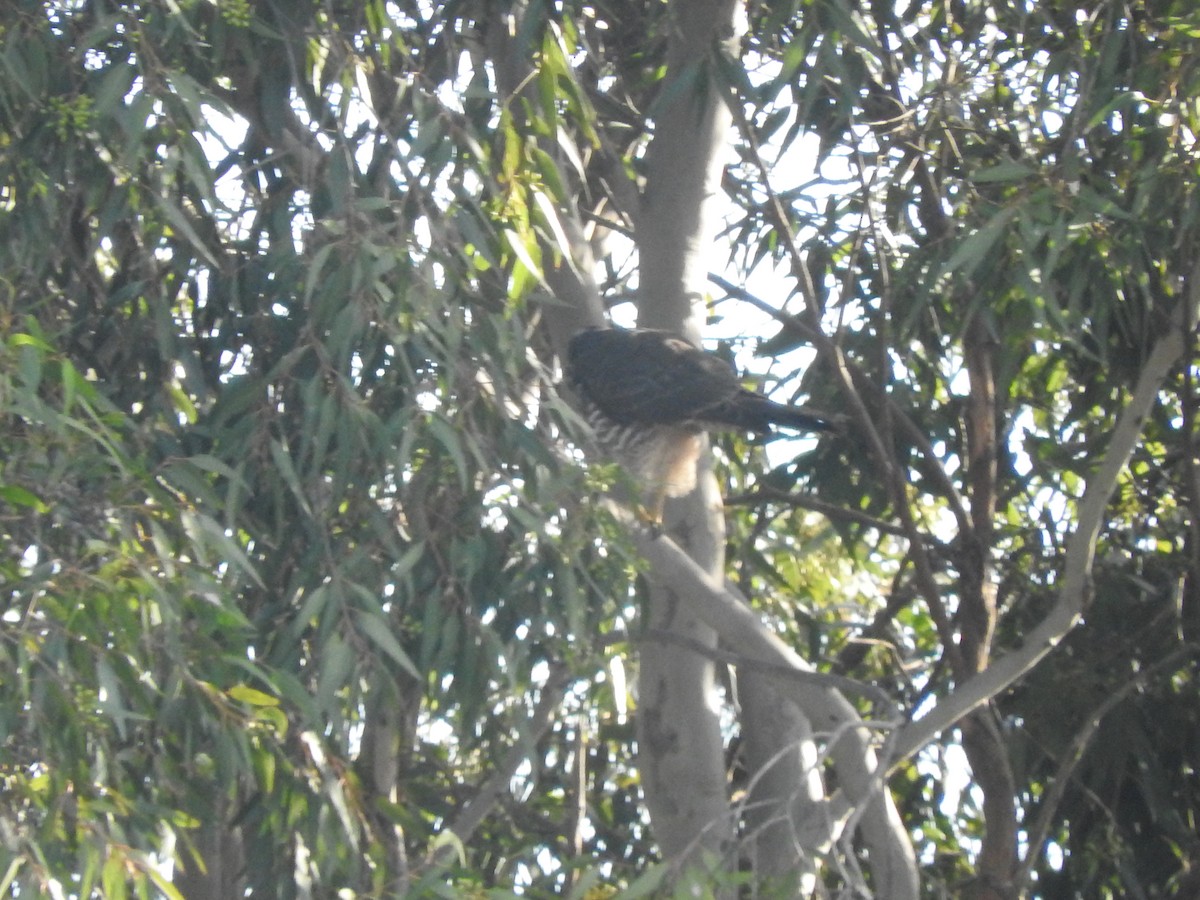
714;70;1200;876
890;268;1200;767
720;86;969;677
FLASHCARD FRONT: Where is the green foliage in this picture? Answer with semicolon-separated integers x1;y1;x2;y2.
0;2;632;895
1;0;1199;897
724;0;1200;894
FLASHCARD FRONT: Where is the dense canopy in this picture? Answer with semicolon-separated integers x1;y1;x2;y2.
1;1;1198;898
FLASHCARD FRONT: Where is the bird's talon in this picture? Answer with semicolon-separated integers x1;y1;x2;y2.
634;505;664;535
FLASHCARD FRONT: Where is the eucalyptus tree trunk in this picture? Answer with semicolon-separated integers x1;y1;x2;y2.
633;0;744;877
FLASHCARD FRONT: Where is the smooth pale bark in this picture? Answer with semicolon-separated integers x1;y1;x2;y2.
637;0;744;339
357;683;422;894
738;672;826;895
634;524;921;898
632;0;745;876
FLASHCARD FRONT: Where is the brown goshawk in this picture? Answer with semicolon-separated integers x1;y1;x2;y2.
567;326;831;520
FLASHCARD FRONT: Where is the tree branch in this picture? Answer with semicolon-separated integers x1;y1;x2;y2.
640;627;897;713
723;485;910;538
630;520;920;899
431;663;570;861
713;109;969;677
886;293;1198;769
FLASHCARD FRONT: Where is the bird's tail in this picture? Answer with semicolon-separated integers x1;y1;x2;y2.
711;391;833;433
764;401;833;432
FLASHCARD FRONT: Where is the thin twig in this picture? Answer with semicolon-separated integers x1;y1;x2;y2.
724;486;909;538
714;101;969;675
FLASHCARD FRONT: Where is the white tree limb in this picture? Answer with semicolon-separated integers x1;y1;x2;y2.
633;525;920;898
887;290;1197;770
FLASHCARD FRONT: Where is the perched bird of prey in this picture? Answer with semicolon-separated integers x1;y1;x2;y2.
567;326;831;521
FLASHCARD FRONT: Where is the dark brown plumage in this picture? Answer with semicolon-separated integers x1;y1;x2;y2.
567;326;830;519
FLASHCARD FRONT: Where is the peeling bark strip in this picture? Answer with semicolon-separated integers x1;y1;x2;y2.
960;307;1015;900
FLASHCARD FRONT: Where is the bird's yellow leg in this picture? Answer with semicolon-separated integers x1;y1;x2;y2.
637;488;667;530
